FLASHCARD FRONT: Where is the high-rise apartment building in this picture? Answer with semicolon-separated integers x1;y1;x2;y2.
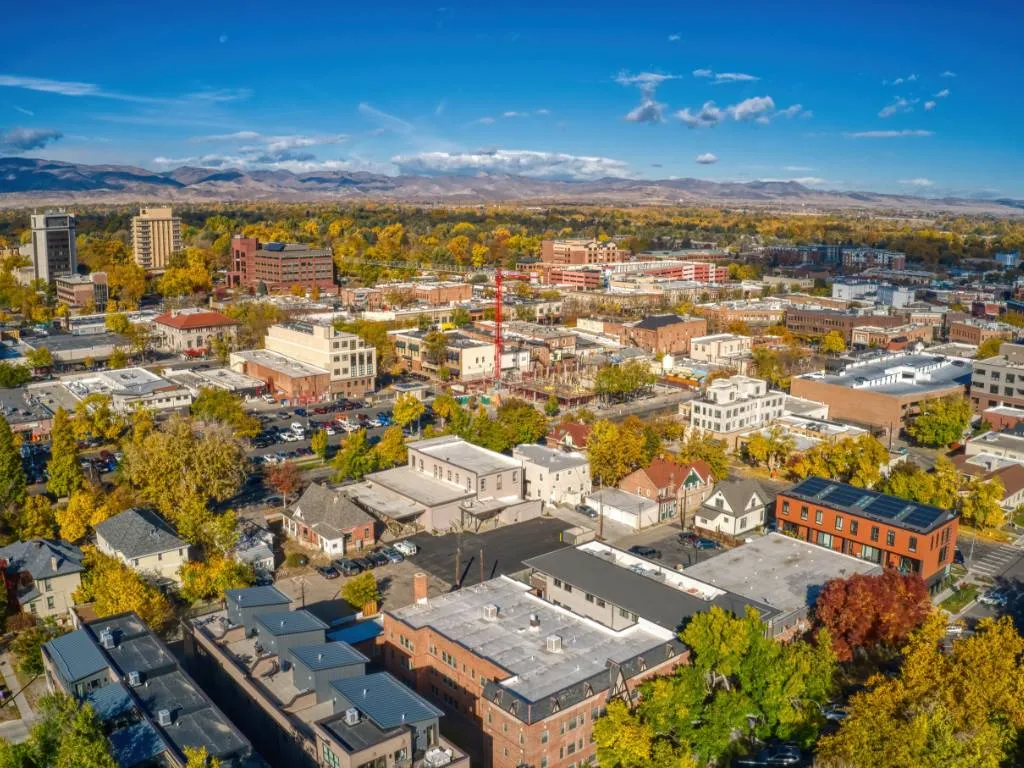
30;211;77;282
132;207;182;271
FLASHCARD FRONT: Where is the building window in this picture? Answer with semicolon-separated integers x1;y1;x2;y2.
850;520;859;535
886;530;896;546
596;598;606;608
800;507;808;521
541;731;549;744
870;526;880;542
781;501;790;515
815;510;823;524
46;597;54;610
835;515;843;531
481;478;487;492
44;580;52;592
909;536;917;553
554;578;562;588
816;532;834;549
585;593;594;603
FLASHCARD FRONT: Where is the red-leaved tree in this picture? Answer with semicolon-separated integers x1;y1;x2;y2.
267;461;301;507
813;571;931;662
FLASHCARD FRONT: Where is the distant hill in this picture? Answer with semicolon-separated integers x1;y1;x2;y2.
0;156;1020;215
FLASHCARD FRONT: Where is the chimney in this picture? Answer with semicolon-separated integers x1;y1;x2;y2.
50;555;58;572
413;572;428;605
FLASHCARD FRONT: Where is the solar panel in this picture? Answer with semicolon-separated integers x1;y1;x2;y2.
903;508;944;530
795;476;829;496
865;496;906;520
822;485;865;508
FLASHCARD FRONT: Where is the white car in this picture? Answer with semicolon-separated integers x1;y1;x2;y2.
393;540;418;556
281;432;300;443
325;426;336;435
290;422;304;433
261;394;276;404
366;418;382;428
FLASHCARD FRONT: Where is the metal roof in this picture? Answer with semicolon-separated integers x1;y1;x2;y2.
108;721;168;768
288;641;368;672
410;435;522;474
44;628;108;684
326;620;383;646
330;672;443;729
85;681;135;721
254;609;329;636
225;585;291;608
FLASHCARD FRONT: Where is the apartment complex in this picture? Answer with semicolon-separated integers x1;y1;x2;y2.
230;237;335;292
850;323;933;349
339;281;472;309
264;321;376;396
392;329;495;380
791;353;972;437
776;476;958;587
152;308;240;353
842;248;906;272
512;444;592;507
689;375;787;439
784;308;906;342
132;207;182;271
971;342;1024;412
55;271;108;311
540;239;625;265
30;211;77;282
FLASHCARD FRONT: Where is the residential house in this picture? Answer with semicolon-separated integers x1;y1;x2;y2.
545;422;592;451
95;508;190;585
282;483;376;556
0;539;84;621
618;457;715;527
233;518;276;578
694;478;771;537
512;444;591;506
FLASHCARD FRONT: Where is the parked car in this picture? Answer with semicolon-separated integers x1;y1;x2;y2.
317;565;340;579
695;538;720;550
978;590;1008;607
954;548;965;565
313;406;329;415
281;432;300;442
393;540;418;556
294;408;307;417
628;545;662;559
325;426;337;435
334;559;362;576
380;546;404;563
679;531;699;544
366;550;390;568
821;705;848;722
353;557;374;571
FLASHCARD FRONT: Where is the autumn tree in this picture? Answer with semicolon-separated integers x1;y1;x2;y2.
71;393;126;443
789;434;888;488
813;571;931;662
743;426;795;472
0;362;31;388
960;476;1005;528
74;549;173;631
392;392;426;431
24;346;53;372
594;360;656;403
107;347;129;369
976;335;1003;360
423;329;449;367
342;571;380;611
179;557;254;604
544;394;560;417
333;428;376;481
267;461;301;506
56;485;118;543
907;395;972;447
47;407;84;499
190;388;260;438
11;618;63;676
676;429;729;480
819;330;847;355
372;426;407;469
0;693;117;768
311;429;329;463
183;746;222;768
0;415;26;512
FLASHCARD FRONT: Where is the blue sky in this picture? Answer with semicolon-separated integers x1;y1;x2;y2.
1;0;1022;196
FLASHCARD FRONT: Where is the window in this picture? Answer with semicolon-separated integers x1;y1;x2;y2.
850;520;859;535
564;584;572;593
596;598;606;608
835;515;843;531
619;607;631;619
481;478;487;492
554;578;562;588
816;532;834;549
909;536;917;553
585;593;594;603
886;529;896;546
44;580;52;592
541;731;549;744
815;510;823;524
781;501;790;515
800;507;808;521
157;552;163;561
46;597;54;610
541;759;548;768
870;526;880;542
497;475;503;490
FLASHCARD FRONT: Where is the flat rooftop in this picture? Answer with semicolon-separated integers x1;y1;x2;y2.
390;577;675;703
967;430;1024;454
683;533;882;615
232;349;329;378
410;435;522;475
185;366;266;391
23;331;128;352
365;466;472;507
513;444;588;472
65;367;181;399
796;353;971;395
0;387;54;425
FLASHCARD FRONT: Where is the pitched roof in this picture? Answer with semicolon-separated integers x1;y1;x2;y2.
331;672;443;729
989;463;1024;498
703;478;770;518
287;483;374;540
254;609;329;636
225;585;291;608
94;508;186;559
288;641;368;672
0;539;84;579
547;422;593;449
634;457;714;490
152;309;238;331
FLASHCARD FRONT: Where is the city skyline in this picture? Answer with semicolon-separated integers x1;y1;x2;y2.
1;0;1022;197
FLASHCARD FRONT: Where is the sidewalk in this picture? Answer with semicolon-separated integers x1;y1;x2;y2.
0;655;35;725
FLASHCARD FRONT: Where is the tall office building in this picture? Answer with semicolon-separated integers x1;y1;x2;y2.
132;206;182;271
30;211;77;282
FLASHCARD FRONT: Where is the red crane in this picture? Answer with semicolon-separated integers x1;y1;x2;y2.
493;268;503;385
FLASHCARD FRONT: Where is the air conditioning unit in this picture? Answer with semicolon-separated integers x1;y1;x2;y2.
546;634;563;653
423;747;453;768
482;604;499;621
99;629;115;650
127;671;142;687
344;707;359;726
157;709;172;727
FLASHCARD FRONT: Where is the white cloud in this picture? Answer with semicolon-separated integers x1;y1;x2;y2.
0;75;252;107
676;101;725;128
778;104;812;119
0;74;99;96
728;96;775;121
784;165;814;171
0;127;63;152
390;149;631;180
625;99;666;123
878;97;912;118
474;116;495;125
907;73;918;82
844;129;934;138
668;34;680;41
616;71;679;124
182;88;251;103
893;78;904;85
692;69;713;78
13;105;34;116
615;71;679;89
503;111;528;118
192;131;346;151
218;34;228;44
792;177;827;185
899;178;934;187
434;99;446;116
692;69;759;83
935;88;950;98
357;102;415;134
535;108;551;115
924;100;936;111
193;131;262;142
941;70;957;78
695;153;718;164
153;154;390;174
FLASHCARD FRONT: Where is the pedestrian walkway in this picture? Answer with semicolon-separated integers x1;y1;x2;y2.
969;543;1021;579
0;656;34;726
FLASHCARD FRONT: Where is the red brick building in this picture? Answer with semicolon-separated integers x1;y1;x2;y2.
947;319;1015;346
785;308;906;342
619;314;707;355
229;237;334;292
618;457;714;525
775;477;958;588
545;268;603;290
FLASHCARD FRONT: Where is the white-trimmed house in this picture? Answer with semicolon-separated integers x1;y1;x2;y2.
694;478;771;537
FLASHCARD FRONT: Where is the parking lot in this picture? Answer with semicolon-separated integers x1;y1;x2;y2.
614;526;728;569
406;517;571;588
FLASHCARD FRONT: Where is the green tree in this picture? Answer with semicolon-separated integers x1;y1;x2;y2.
676;430;729;480
24;346;53;371
47;408;83;499
333;429;376;481
976;336;1003;360
17;494;57;539
190;388;260;438
451;307;471;327
588;420;643;486
0;415;26;511
311;429;329;464
372;426;407;469
392;393;426;430
544;394;560;417
107;347;129;369
819;330;847;355
0;362;31;388
423;330;449;367
907;395;972;447
11;618;63;677
743;426;796;472
789;434;888;488
342;571;380;610
0;693;118;768
495;398;549;448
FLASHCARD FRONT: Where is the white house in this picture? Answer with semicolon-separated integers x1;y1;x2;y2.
694;479;771;537
513;444;591;507
95;508;190;585
583;487;659;531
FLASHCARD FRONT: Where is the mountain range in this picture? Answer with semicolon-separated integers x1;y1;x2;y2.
1;157;1021;215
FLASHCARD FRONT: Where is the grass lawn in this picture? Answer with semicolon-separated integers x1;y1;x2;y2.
941;584;980;614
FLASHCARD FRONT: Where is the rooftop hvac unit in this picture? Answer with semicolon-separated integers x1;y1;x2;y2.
546;634;563;653
99;628;115;650
157;709;172;727
482;604;499;621
127;671;142;687
344;707;359;726
423;747;453;768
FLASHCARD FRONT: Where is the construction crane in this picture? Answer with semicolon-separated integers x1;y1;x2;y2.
493;268;503;387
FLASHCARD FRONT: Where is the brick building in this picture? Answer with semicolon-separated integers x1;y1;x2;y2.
230;349;331;402
971;342;1024;412
618;314;707;355
229;237;334;292
947;319;1016;346
776;476;958;587
785;308;906;342
152;308;240;353
545;268;603;290
540;239;625;265
850;323;933;350
55;272;108;311
618;457;714;526
265;321;376;397
338;282;472;309
699;300;787;330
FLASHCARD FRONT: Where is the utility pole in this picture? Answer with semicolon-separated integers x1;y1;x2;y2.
598;480;605;540
480;548;485;584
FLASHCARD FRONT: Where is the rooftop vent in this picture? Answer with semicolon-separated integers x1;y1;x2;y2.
157;709;172;727
482;604;500;621
317;653;324;663
344;707;359;726
529;614;540;632
99;628;116;650
546;634;563;653
127;671;142;687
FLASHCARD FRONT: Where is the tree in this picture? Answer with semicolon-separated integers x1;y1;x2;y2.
372;426;407;469
107;347;128;369
789;434;888;488
47;408;83;499
743;426;795;472
817;615;1024;768
595;361;656;403
333;429;376;481
311;429;329;463
960;476;1005;528
71;393;125;443
0;693;117;768
267;461;301;507
0;415;26;511
342;571;380;610
976;335;1003;360
813;571;931;662
423;330;449;368
819;330;847;355
495;398;549;448
74;549;172;631
179;557;254;604
190;388;260;438
676;430;729;480
544;394;560;417
392;393;426;430
11;618;63;677
17;494;56;539
907;395;972;447
56;485;116;543
588;420;643;486
183;746;222;768
451;307;471;327
24;346;53;371
0;362;31;388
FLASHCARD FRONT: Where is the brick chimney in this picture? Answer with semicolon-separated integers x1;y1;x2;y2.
413;572;428;605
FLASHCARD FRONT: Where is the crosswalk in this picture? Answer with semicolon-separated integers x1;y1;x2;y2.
969;543;1022;578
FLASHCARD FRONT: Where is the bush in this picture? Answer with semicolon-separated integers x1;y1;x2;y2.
6;613;37;633
285;552;309;568
342;571;380;610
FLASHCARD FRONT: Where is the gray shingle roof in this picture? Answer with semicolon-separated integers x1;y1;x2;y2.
94;508;186;559
225;585;291;608
44;628;108;684
703;478;770;518
288;641;368;672
254;609;329;636
0;539;84;579
331;672;443;729
288;483;374;541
